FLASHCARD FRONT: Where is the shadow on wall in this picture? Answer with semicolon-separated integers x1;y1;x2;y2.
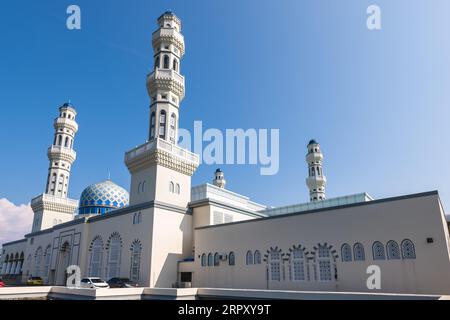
153;214;192;288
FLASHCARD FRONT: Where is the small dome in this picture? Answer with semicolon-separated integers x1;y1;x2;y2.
78;180;129;215
215;168;223;173
308;139;318;146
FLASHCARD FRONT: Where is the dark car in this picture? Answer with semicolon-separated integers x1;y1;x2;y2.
107;278;138;288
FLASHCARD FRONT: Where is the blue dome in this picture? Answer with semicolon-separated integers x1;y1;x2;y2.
78;180;129;215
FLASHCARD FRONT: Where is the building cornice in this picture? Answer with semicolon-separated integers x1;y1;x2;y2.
195;191;440;231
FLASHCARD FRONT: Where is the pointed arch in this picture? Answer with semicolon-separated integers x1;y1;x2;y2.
43;245;52;282
246;250;253;265
201;253;206;267
353;243;365;261
372;241;386;260
401;239;416;259
207;253;213;266
159;110;167;139
228;252;236;266
150;112;156;139
130;239;142;282
163;55;170;69
254;250;262;265
311;243;338;282
34;247;43;277
106;232;123;279
341;243;352;262
88;236;104;277
386;240;401;260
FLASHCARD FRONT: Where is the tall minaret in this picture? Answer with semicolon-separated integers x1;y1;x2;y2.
31;103;79;232
147;11;184;144
213;169;226;189
305;139;327;202
125;12;199;287
45;103;78;197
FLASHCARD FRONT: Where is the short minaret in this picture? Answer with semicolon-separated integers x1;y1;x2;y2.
305;139;327;202
213;169;226;189
31;103;79;232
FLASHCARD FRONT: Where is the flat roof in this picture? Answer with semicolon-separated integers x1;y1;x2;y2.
195;191;439;231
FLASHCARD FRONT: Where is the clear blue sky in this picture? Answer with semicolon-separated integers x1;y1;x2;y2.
0;0;449;212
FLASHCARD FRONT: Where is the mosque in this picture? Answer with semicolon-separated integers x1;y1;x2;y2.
1;11;450;295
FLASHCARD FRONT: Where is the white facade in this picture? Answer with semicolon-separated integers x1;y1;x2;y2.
1;11;450;295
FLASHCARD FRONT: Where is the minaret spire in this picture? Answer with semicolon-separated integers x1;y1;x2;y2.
45;103;79;198
306;139;327;202
147;11;184;144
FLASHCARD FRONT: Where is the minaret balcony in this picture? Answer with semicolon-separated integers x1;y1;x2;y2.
48;146;77;163
54;117;79;133
306;152;323;163
31;193;78;214
306;176;327;189
152;28;185;55
147;69;185;99
125;138;199;175
126;138;199;164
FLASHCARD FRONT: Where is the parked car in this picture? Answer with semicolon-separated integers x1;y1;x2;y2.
107;277;138;288
80;277;110;289
27;277;44;286
0;278;5;287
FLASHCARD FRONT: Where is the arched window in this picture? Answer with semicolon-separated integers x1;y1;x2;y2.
141;181;146;193
386;240;400;260
372;241;386;260
169;182;174;193
353;243;365;261
89;237;103;277
401;239;416;259
64;137;69;148
163;55;170;69
155;56;160;69
254;250;261;264
159;110;167;139
170;113;177;143
34;247;43;277
246;251;253;265
58;135;62;146
130;240;142;282
1;255;8;274
173;59;178;72
269;250;281;281
214;253;220;266
291;247;306;281
175;184;180;195
149;112;156;139
317;245;333;281
43;245;51;282
26;254;31;276
341;243;352;262
229;252;236;266
107;233;122;279
201;254;206;267
208;253;213;266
